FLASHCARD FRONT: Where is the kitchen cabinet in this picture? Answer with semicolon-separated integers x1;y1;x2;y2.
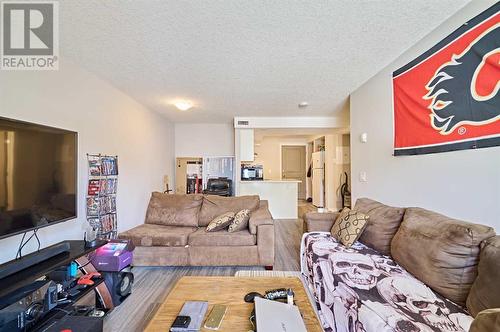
239;129;254;162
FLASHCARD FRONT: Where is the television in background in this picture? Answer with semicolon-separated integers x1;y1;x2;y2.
0;117;77;239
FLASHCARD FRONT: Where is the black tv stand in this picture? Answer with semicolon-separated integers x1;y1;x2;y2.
0;240;107;298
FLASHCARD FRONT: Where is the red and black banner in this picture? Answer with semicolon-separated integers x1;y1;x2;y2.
393;3;499;156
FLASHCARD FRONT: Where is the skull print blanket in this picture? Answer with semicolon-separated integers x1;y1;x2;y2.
300;232;473;332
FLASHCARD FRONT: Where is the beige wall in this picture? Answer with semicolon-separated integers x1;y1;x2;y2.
254;136;309;181
350;0;499;230
0;60;174;263
175;123;234;157
253;133;349;211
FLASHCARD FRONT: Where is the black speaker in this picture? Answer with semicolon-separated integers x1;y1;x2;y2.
102;271;134;306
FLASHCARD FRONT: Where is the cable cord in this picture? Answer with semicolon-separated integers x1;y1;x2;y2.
16;229;40;259
34;230;41;251
16;232;27;259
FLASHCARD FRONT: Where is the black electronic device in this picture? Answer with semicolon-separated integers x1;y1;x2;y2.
72;306;94;317
171;315;191;329
40;315;103;332
0;242;71;280
203;178;233;196
102;271;134;306
241;165;263;181
244;292;263;303
0;116;77;240
0;280;58;331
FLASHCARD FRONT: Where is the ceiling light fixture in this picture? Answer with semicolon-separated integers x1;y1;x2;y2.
174;101;193;111
298;102;309;108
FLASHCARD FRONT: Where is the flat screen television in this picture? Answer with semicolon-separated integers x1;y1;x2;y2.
0;117;77;239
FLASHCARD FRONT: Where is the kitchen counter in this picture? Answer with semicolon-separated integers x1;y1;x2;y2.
239;180;300;218
240;179;301;183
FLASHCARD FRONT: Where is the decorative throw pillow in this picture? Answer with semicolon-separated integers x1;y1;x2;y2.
206;212;235;232
331;208;369;247
228;209;251;233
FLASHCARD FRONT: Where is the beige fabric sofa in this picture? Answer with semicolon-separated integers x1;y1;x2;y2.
304;197;500;319
118;193;275;268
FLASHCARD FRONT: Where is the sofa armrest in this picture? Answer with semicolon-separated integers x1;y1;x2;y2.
257;224;275;266
259;200;269;209
304;212;339;232
249;206;273;235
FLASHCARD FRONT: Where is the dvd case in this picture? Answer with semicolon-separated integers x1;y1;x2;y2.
86;154;119;239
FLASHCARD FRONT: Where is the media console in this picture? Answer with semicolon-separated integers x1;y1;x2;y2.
0;240;109;331
0;240;106;298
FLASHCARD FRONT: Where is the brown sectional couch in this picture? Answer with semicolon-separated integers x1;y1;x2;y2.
391;207;494;306
304;197;499;318
119;193;274;268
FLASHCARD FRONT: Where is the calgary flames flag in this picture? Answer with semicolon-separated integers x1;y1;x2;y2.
393;3;499;156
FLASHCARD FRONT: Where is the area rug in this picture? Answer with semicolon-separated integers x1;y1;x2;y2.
234;270;301;277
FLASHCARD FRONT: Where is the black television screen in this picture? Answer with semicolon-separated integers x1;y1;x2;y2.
0;117;77;239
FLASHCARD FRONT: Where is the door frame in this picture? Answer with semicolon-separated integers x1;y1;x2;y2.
280;144;308;199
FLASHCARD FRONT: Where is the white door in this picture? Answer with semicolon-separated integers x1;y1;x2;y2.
312;168;324;207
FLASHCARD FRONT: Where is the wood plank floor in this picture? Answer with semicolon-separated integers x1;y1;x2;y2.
104;218;304;332
298;199;317;220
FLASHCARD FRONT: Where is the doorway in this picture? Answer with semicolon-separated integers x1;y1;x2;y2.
175;157;203;194
281;145;306;200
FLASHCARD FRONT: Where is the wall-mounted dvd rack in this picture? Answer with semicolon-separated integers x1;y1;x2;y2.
86;154;118;239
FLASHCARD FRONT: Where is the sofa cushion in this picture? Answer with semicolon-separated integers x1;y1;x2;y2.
118;224;197;247
206;212;235;232
331;208;369;247
355;198;405;255
198;195;260;227
467;236;500;317
188;246;260;266
391;207;495;306
188;228;256;246
145;192;203;227
133;246;189;266
469;309;500;332
228;209;251;233
301;233;473;332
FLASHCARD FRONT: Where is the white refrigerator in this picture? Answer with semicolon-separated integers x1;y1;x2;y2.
312;151;325;207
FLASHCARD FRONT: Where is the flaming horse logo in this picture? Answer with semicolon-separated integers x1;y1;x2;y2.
424;24;500;135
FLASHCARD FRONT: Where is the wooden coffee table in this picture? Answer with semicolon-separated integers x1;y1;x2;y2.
145;276;322;331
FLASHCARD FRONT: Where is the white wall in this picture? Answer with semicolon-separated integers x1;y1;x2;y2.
174;123;234;157
350;0;500;230
0;60;174;263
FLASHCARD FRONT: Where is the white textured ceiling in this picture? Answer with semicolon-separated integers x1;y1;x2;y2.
255;128;340;139
60;1;470;123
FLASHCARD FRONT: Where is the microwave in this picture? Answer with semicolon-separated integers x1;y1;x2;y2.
241;165;263;180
